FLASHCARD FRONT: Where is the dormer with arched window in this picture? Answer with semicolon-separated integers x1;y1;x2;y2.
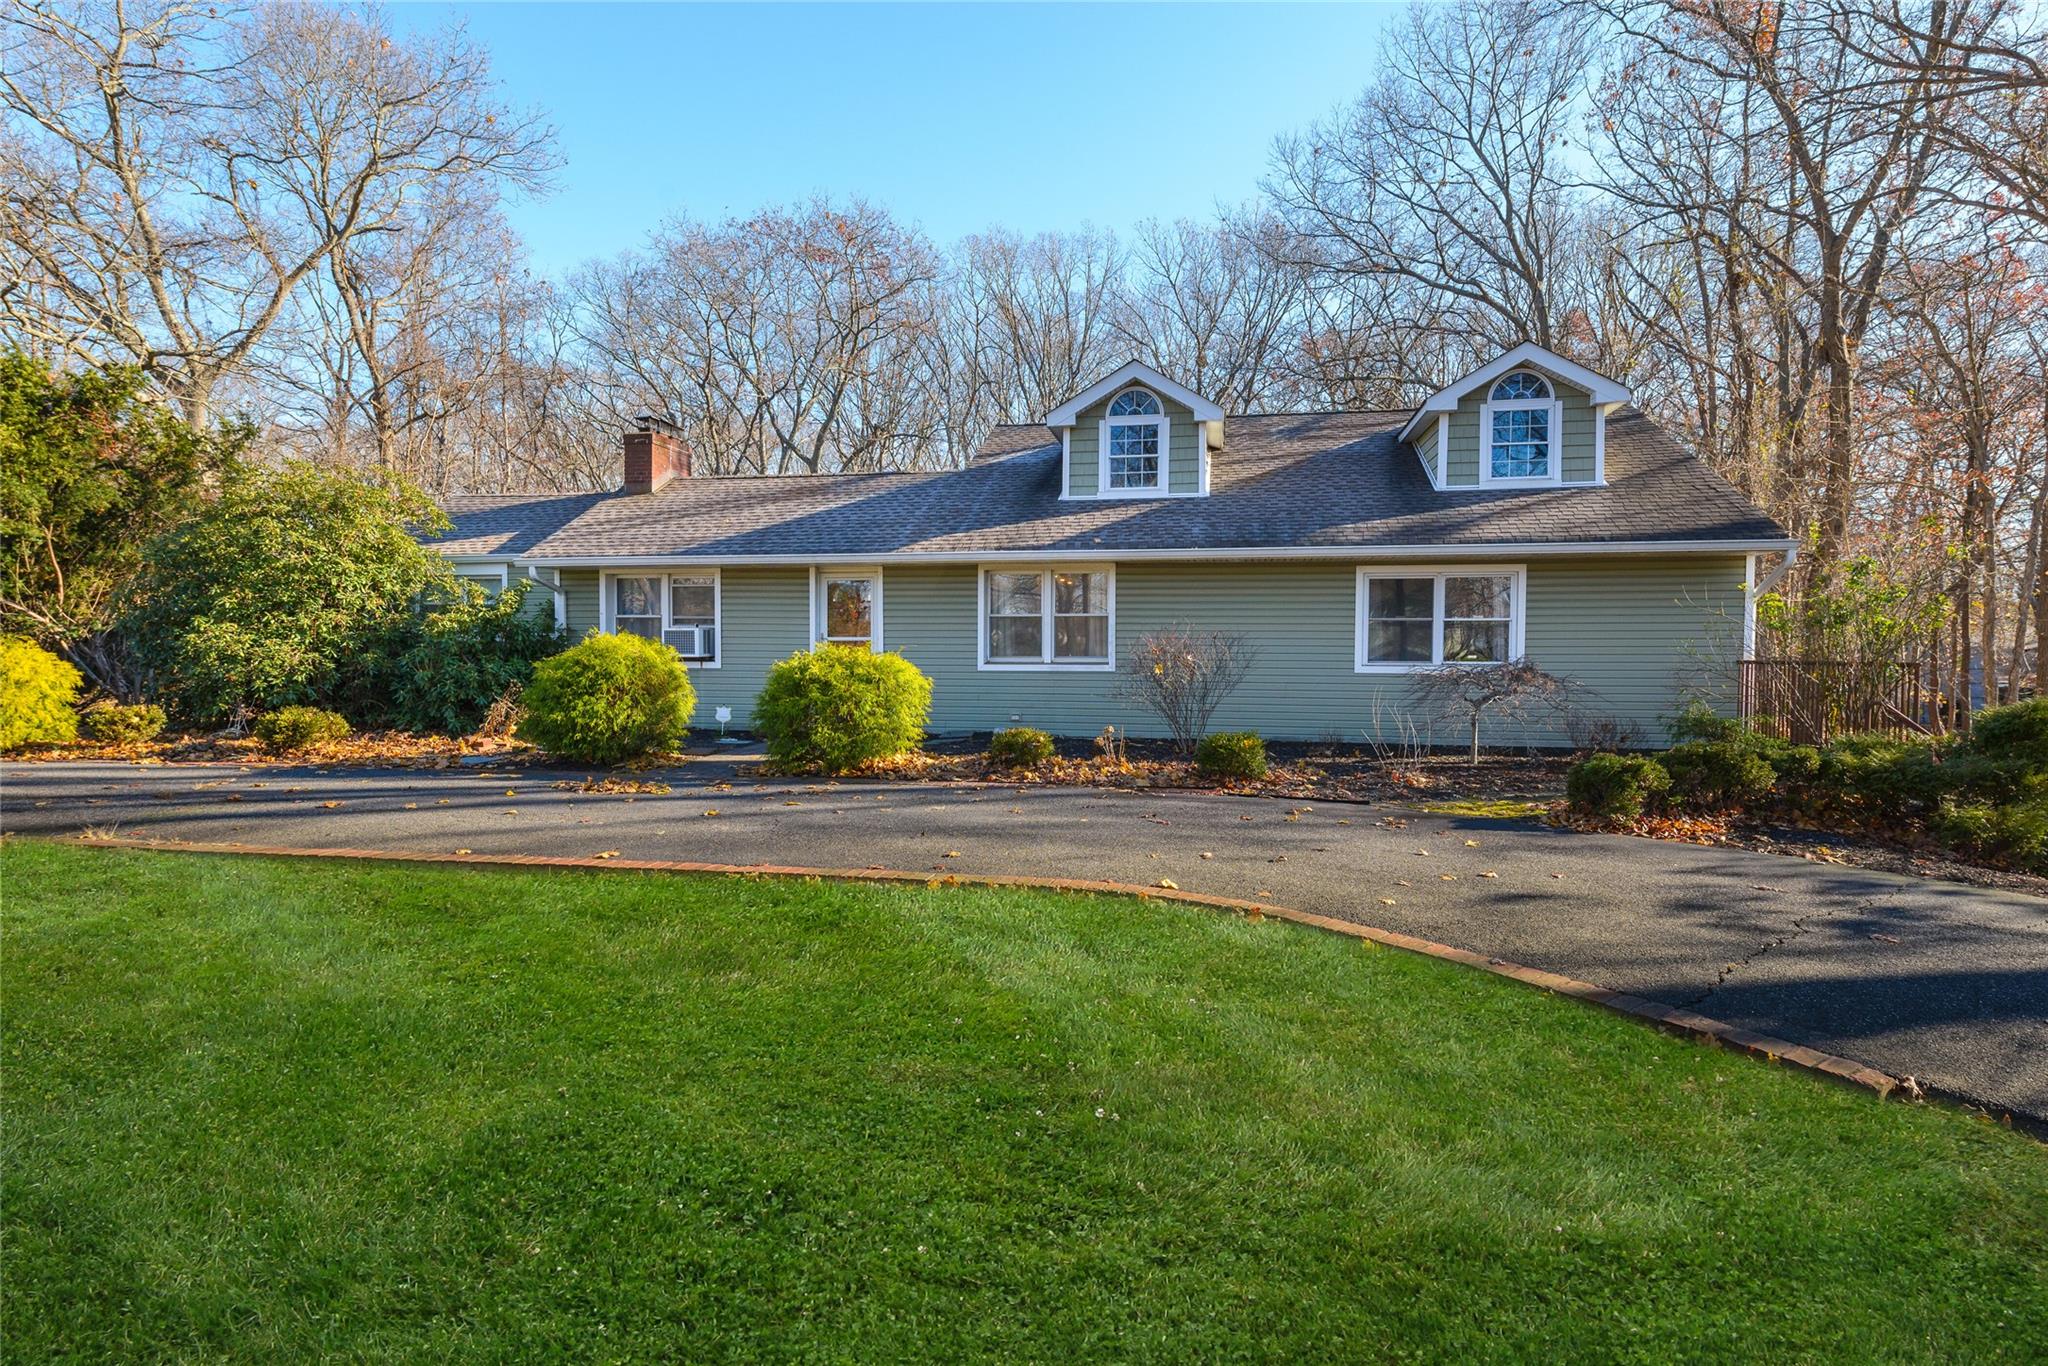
1043;359;1225;500
1397;343;1631;492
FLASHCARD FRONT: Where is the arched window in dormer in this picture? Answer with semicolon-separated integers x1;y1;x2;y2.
1104;387;1165;491
1491;371;1550;401
1484;370;1556;481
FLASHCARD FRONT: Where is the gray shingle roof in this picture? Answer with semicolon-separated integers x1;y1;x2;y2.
433;408;1787;561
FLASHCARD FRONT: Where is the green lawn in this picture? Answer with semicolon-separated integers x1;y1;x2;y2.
4;843;2044;1362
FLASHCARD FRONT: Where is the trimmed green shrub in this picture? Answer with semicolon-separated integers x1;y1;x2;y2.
516;633;695;765
1960;697;2048;772
255;705;350;753
0;636;82;749
1752;738;1822;789
1668;700;1742;745
1931;797;2048;875
1662;740;1776;810
392;581;563;735
1816;733;1947;816
754;646;931;774
82;701;166;746
1196;731;1268;782
988;726;1055;768
1566;753;1670;823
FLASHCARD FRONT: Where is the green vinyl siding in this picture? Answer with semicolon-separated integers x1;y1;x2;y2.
1559;387;1597;482
1064;389;1200;496
1443;374;1599;487
1067;426;1097;496
1408;416;1442;486
885;555;1745;743
688;568;808;724
561;568;601;637
545;554;1744;744
1445;407;1481;486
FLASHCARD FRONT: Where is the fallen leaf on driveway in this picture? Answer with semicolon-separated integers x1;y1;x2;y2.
436;798;450;806
504;789;518;797
320;800;343;809
1440;874;1457;881
1414;848;1431;856
1199;851;1214;859
942;850;961;858
1464;839;1481;847
1378;897;1397;906
403;802;418;810
1550;872;1565;879
593;850;622;860
702;809;719;817
1156;878;1178;890
1871;932;1901;944
454;848;472;855
1479;871;1498;879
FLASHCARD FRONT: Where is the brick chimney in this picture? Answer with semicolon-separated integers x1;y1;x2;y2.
624;413;689;494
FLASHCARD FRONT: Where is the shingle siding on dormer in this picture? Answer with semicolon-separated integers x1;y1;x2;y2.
1064;389;1200;497
1439;375;1598;488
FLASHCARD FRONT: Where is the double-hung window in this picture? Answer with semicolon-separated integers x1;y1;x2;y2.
814;568;881;650
1101;388;1165;492
1480;371;1558;484
981;565;1113;668
607;571;720;665
1356;566;1523;671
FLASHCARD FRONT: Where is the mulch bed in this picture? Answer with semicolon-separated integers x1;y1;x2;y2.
3;731;538;769
878;735;1574;806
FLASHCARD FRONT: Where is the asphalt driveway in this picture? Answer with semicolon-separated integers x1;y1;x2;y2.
5;756;2044;1126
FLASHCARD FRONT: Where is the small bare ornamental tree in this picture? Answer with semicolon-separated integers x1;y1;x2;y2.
1405;661;1575;764
1115;629;1257;755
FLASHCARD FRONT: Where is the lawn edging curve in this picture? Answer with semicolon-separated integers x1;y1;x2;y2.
58;833;1906;1106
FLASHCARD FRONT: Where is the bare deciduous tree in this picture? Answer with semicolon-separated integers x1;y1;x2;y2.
0;0;555;429
1406;660;1577;764
1114;628;1258;754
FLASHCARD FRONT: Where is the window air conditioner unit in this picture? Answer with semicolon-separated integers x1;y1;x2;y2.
663;625;712;659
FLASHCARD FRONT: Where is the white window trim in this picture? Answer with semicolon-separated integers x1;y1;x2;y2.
810;565;884;651
1354;564;1527;674
1479;374;1563;487
450;560;513;590
599;568;722;668
1096;387;1169;498
976;562;1116;672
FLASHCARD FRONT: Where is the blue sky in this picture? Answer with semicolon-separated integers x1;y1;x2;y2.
389;3;1400;273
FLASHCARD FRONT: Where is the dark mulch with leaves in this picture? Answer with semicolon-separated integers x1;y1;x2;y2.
890;734;1575;805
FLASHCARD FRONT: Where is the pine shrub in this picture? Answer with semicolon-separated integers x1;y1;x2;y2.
1196;730;1268;781
516;633;695;765
82;701;167;746
988;726;1055;768
255;705;351;753
1566;753;1670;823
754;646;931;773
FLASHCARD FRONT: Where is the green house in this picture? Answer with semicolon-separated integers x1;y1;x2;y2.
432;345;1793;744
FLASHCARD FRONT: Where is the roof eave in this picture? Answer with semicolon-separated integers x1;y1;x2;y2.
1396;343;1633;442
1044;359;1225;427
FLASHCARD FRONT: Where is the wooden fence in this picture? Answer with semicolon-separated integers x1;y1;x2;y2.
1738;659;1930;744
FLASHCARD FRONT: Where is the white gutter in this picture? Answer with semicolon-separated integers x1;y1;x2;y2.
508;538;1797;570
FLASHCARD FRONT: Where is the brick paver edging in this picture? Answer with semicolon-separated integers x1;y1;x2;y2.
64;833;1903;1103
